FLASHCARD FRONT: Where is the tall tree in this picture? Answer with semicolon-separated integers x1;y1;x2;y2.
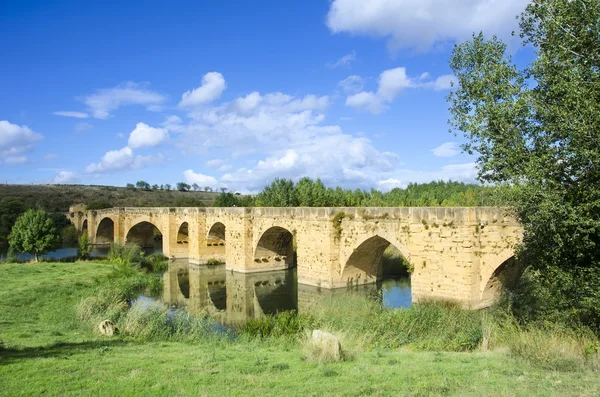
9;209;59;262
447;0;600;330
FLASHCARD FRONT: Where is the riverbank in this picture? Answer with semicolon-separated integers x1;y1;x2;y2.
1;262;599;396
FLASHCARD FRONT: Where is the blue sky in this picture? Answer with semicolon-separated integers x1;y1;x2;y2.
0;0;530;192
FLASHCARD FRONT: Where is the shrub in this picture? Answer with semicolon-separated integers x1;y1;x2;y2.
78;233;91;259
108;243;144;276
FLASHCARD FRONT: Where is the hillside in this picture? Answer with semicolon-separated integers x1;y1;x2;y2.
0;184;221;213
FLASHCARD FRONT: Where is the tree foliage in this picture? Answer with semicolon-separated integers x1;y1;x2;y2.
8;209;59;262
448;0;600;331
176;182;191;192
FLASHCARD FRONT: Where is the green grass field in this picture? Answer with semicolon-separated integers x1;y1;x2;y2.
1;262;599;396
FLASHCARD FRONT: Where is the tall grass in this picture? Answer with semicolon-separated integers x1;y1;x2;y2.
122;301;223;341
485;310;600;371
308;293;483;351
77;274;162;325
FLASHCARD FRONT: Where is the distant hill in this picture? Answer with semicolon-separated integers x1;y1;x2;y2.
0;184;222;213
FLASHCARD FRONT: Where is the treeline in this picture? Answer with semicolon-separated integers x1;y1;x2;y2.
126;180;231;193
214;177;510;207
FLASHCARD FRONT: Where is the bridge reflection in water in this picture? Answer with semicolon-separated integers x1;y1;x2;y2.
162;260;411;324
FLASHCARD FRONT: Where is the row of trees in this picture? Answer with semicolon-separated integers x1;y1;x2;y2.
213;178;509;208
126;181;230;193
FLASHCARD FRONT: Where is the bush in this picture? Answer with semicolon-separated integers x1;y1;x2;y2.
78;233;91;259
108;243;145;277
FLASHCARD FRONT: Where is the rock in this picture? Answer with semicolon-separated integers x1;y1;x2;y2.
98;319;117;336
312;330;342;361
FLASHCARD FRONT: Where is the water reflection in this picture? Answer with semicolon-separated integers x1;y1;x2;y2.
163;260;411;324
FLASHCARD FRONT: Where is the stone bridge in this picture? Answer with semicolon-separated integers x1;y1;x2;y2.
69;206;523;308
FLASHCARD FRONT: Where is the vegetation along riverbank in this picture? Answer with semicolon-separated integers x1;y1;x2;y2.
1;258;599;396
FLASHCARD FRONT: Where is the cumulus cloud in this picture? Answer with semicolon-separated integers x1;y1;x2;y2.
82;82;166;119
326;51;357;68
346;91;385;114
53;111;89;118
432;142;460;157
127;122;169;149
52;171;78;184
85;146;161;174
179;72;226;108
338;75;364;94
346;67;455;113
183;170;219;187
0;120;43;163
326;0;527;52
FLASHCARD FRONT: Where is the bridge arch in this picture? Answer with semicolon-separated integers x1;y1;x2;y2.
95;217;115;245
479;249;522;308
82;219;88;236
254;226;295;268
125;221;163;252
341;234;412;287
206;222;226;260
176;222;190;257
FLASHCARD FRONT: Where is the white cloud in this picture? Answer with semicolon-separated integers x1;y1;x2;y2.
162;115;184;132
82;82;166;119
432;142;460;157
377;178;403;192
52;171;78;184
127;122;169;149
346;67;455;113
179;72;226;108
326;51;357;68
345;91;385;114
338;75;364;94
0;120;43;161
377;67;413;100
44;153;58;161
171;86;397;191
183;170;219;187
85;146;161;174
53;111;89;118
326;0;527;52
425;74;456;91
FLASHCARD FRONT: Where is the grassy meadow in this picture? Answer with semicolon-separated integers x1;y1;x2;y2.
1;261;599;396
